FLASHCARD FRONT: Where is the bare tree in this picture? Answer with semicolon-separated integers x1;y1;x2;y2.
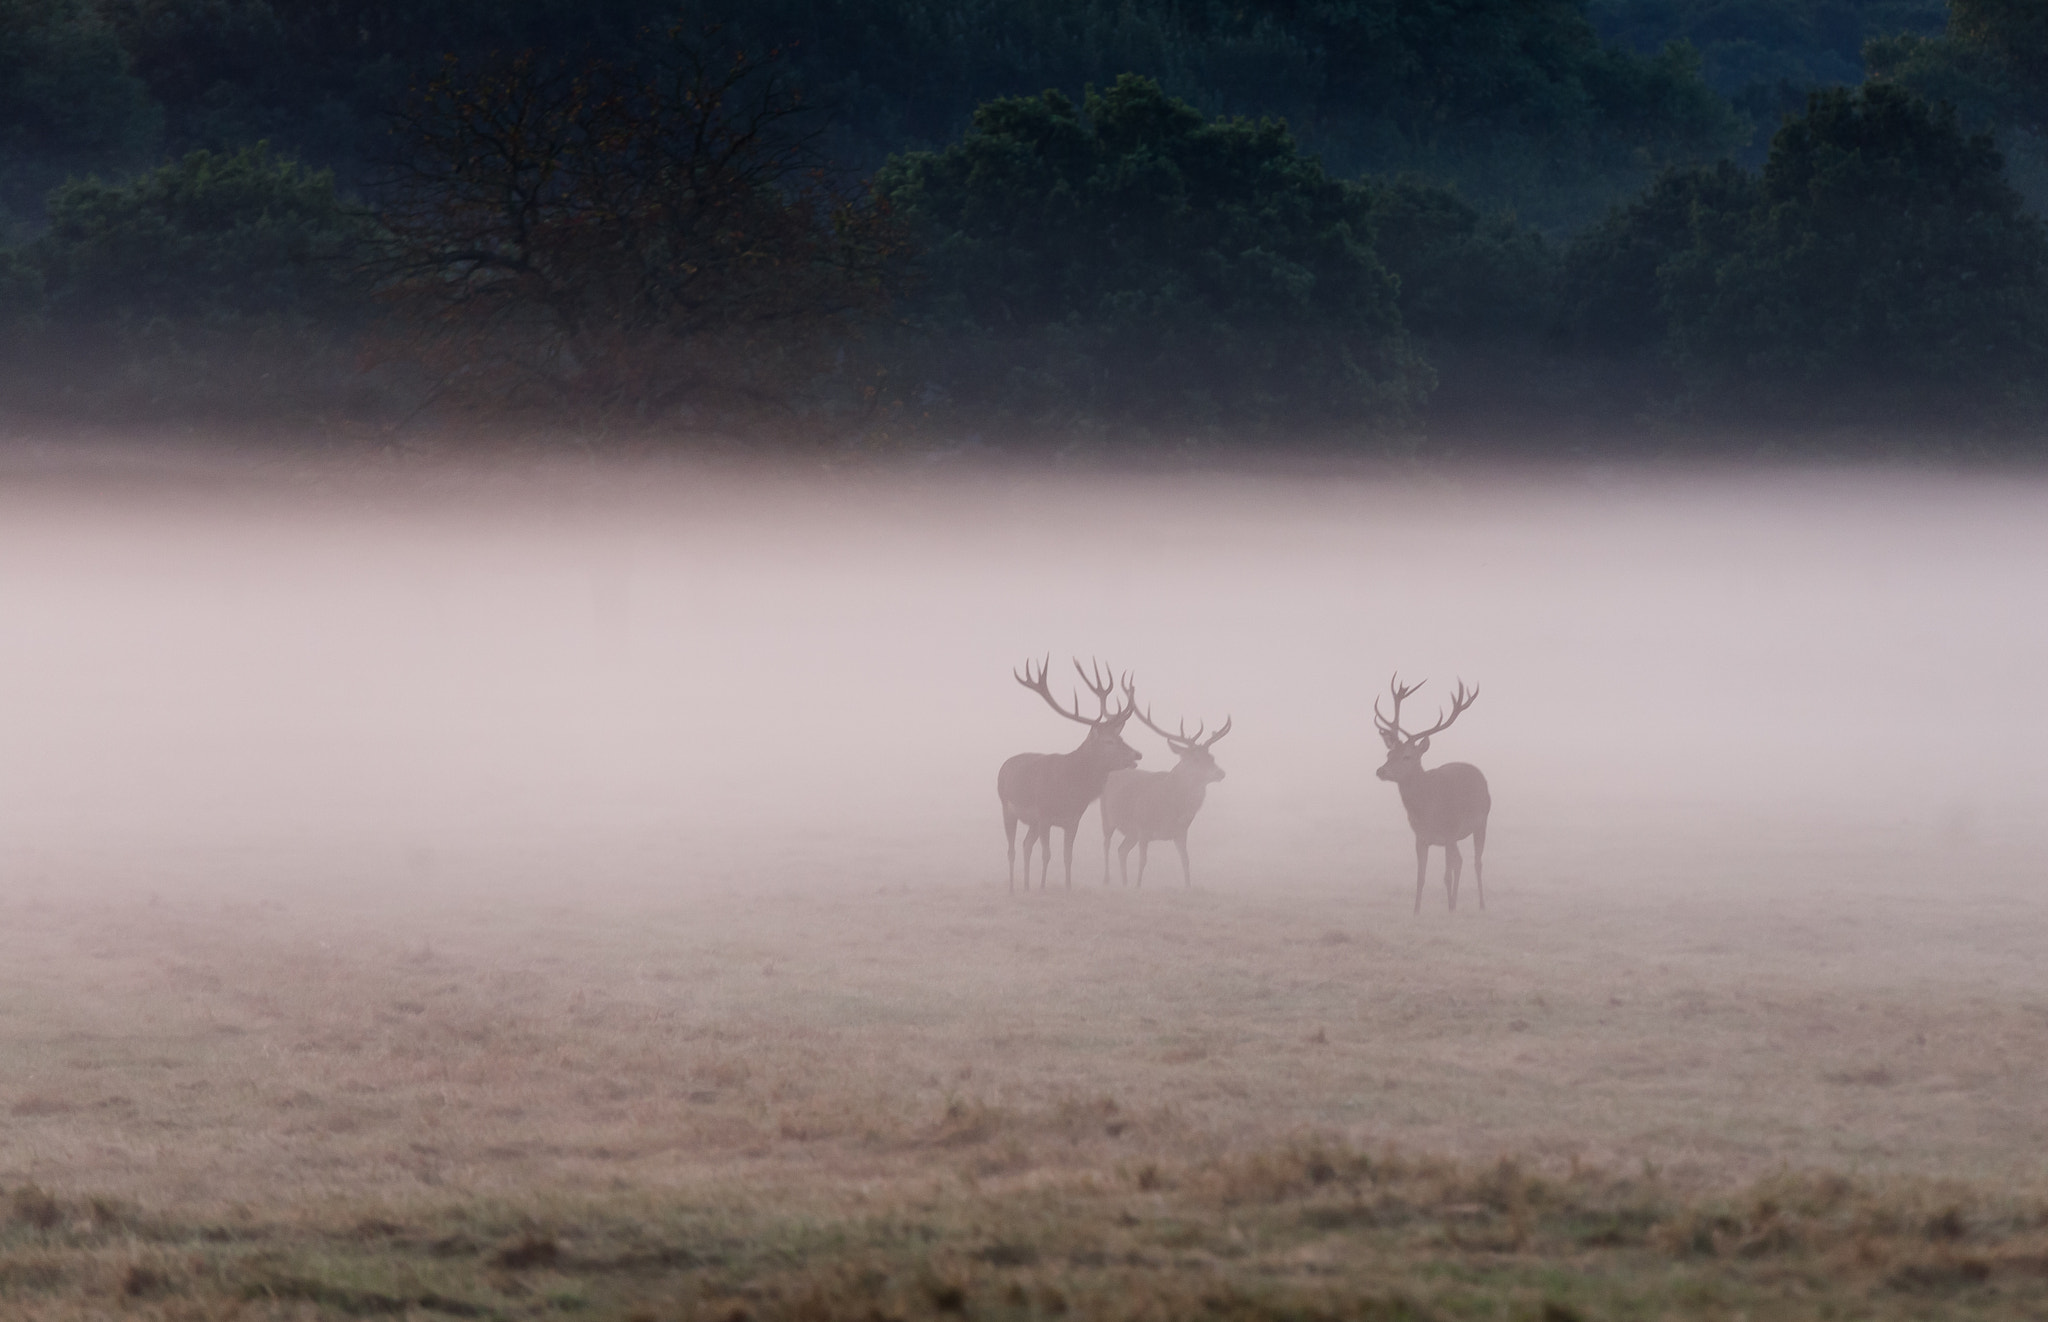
1101;708;1231;887
1373;675;1491;912
997;657;1140;891
374;30;897;411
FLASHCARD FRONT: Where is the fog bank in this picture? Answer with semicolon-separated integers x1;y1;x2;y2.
1;451;2041;898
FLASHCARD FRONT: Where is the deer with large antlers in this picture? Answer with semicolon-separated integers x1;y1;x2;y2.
1374;675;1491;913
1101;707;1231;887
998;657;1141;890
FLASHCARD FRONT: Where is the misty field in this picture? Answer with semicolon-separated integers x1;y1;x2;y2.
3;447;2048;1319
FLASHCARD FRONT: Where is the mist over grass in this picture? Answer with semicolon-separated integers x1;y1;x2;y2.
1;444;2042;878
4;441;2048;1318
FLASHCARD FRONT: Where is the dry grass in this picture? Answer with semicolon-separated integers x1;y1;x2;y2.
1;815;2047;1317
3;1131;2048;1319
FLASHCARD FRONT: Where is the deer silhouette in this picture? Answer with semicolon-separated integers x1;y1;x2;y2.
1374;675;1491;912
1101;708;1231;887
998;657;1140;890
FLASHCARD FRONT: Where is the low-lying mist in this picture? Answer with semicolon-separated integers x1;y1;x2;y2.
1;446;2042;902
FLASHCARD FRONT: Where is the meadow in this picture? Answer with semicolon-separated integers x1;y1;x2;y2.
1;445;2045;1318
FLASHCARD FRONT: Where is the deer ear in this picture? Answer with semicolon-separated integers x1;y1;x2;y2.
1416;736;1431;753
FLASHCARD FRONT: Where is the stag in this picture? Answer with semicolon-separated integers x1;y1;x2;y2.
1374;675;1491;913
998;657;1140;890
1101;708;1231;887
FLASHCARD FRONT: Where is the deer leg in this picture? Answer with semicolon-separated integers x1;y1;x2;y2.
1026;825;1047;888
1101;818;1114;886
1136;840;1151;887
1117;835;1137;886
1413;838;1429;914
1061;824;1078;889
1471;824;1487;910
1004;807;1019;892
1175;834;1192;888
1445;839;1463;910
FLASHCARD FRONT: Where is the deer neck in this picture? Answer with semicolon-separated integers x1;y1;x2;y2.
1065;732;1127;786
1389;762;1433;814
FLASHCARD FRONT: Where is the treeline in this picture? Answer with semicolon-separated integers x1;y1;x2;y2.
1591;1;1947;128
0;0;2044;450
0;0;1757;232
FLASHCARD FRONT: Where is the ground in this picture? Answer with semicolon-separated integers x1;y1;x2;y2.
2;811;2046;1319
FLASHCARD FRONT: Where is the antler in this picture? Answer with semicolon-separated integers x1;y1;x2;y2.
1071;656;1134;722
1014;655;1134;727
1402;678;1480;742
1372;674;1425;741
1135;705;1232;750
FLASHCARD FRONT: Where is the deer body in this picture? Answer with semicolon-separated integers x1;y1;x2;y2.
1374;676;1491;913
998;736;1139;889
999;658;1140;890
1101;707;1230;888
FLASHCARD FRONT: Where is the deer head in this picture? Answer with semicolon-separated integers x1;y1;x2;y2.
1014;655;1142;771
1135;706;1231;784
1373;674;1478;783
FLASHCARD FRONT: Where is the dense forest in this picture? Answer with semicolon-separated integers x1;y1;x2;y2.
0;0;2043;450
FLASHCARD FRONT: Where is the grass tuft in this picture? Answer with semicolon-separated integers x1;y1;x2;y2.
10;1185;61;1231
489;1230;561;1269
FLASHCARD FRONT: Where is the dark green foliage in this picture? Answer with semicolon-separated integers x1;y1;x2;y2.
1562;84;2048;424
1952;0;2048;94
1867;0;2048;130
0;0;161;225
96;0;679;173
0;0;2035;441
750;0;1742;231
1559;160;1760;356
1592;1;1946;96
0;246;41;338
96;0;301;157
1673;84;2048;420
876;75;1428;435
46;0;1744;234
1358;179;1562;424
35;143;370;328
1247;0;1741;206
1363;180;1556;346
1865;0;2048;213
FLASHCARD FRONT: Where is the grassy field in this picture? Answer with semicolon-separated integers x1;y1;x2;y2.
3;814;2048;1319
4;451;2048;1317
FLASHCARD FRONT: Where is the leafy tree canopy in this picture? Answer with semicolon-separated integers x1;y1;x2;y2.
1593;1;1945;94
1951;0;2048;91
750;0;1742;230
1868;0;2048;130
876;75;1428;434
1563;82;2048;423
35;142;368;328
0;0;160;226
1361;180;1555;345
0;0;1743;233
